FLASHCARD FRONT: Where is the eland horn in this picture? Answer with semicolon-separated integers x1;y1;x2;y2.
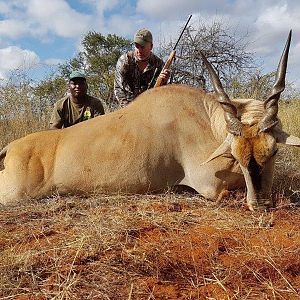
200;51;242;136
259;30;292;132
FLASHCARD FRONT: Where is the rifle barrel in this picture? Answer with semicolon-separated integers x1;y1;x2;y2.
173;14;192;50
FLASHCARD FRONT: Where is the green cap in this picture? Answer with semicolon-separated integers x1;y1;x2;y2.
69;70;86;81
134;28;153;46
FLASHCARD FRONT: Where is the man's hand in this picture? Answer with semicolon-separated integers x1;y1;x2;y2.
158;69;170;85
49;120;63;130
119;99;130;107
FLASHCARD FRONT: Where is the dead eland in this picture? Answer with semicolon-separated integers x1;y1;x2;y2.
1;31;300;210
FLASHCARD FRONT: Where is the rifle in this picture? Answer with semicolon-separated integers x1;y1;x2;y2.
154;14;192;88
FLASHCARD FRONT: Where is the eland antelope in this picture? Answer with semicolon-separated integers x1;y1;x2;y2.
1;31;299;210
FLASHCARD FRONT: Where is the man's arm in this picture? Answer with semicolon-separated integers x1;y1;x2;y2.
93;98;105;117
49;103;63;129
114;54;134;104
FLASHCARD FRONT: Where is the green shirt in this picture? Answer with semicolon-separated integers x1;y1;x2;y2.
50;95;105;128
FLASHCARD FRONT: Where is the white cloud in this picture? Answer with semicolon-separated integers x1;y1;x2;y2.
0;19;29;39
0;0;95;40
244;2;300;78
0;46;40;79
106;14;136;37
44;58;65;65
86;0;120;13
288;39;300;84
26;0;92;38
0;2;11;14
136;0;201;20
255;4;300;35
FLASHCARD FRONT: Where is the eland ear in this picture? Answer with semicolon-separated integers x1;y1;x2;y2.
201;135;233;165
273;129;300;146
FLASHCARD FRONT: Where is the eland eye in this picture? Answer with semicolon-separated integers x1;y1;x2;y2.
271;149;278;158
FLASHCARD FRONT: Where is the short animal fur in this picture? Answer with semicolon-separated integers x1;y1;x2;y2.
1;31;299;210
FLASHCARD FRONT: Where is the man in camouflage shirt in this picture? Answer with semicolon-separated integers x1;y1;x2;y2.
50;71;105;129
114;28;170;107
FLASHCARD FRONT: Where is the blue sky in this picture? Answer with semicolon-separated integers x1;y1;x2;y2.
0;0;300;89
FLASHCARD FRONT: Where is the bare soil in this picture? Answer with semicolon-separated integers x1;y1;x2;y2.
1;191;300;300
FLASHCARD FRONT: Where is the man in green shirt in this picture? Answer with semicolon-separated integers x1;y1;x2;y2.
50;71;105;129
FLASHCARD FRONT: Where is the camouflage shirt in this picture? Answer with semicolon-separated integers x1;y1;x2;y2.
114;51;164;104
50;95;105;129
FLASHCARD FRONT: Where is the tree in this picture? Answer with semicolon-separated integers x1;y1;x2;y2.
32;76;66;117
229;70;275;99
0;70;51;148
159;20;255;90
59;32;132;109
229;68;299;101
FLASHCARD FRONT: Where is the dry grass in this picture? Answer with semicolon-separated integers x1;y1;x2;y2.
0;114;51;150
1;192;300;299
278;100;300;169
273;100;300;202
1;95;300;299
0;78;53;150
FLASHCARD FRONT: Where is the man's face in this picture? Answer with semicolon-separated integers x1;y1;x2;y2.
134;42;152;61
69;78;87;98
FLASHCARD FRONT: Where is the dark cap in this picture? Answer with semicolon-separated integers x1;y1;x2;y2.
134;28;153;46
69;70;86;81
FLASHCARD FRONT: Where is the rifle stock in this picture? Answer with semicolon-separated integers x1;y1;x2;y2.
154;50;176;88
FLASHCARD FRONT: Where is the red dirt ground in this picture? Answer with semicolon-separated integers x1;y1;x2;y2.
1;193;300;299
